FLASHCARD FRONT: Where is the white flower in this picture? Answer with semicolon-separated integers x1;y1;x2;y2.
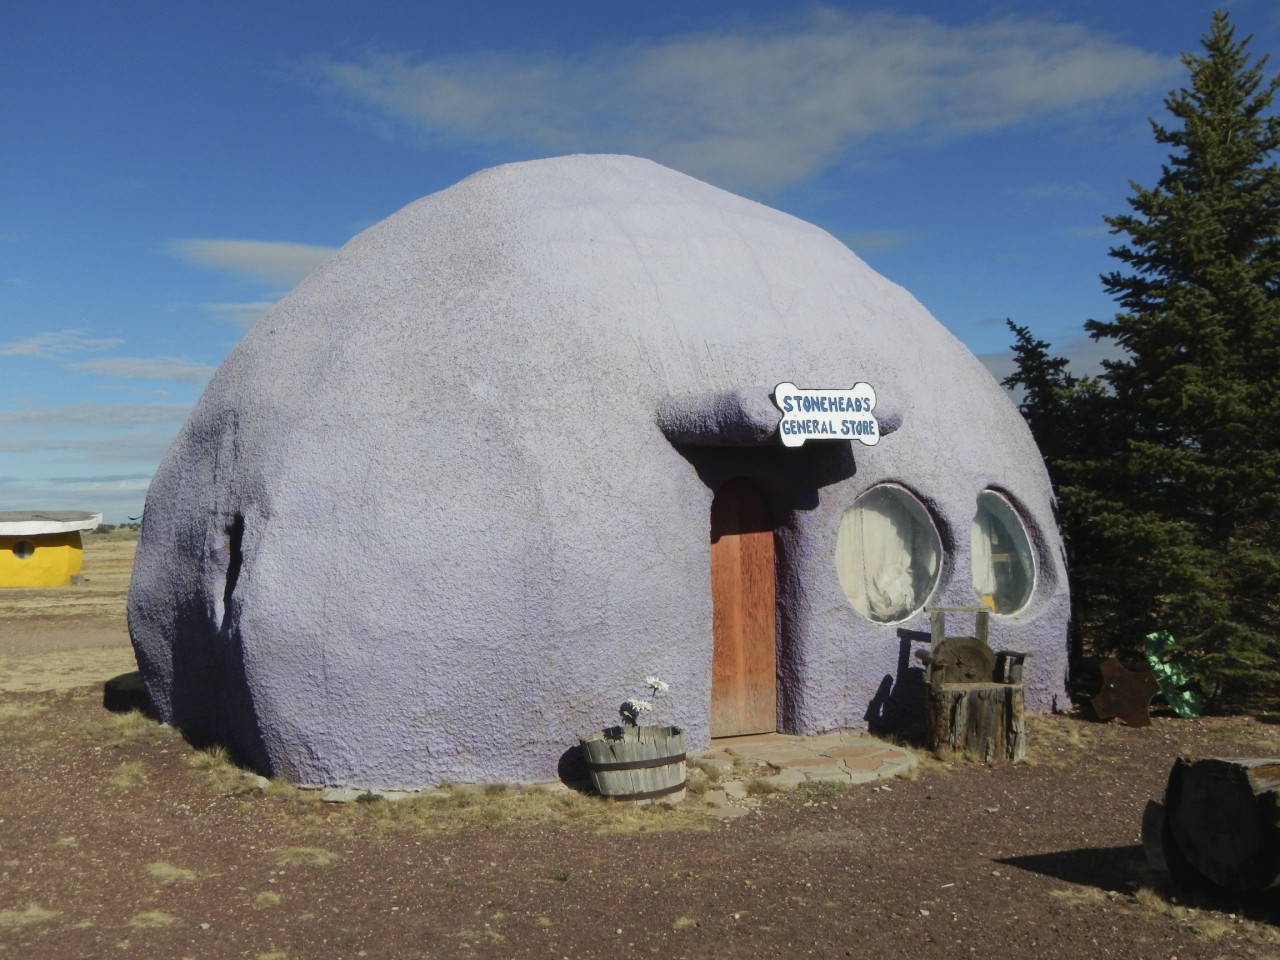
616;675;673;725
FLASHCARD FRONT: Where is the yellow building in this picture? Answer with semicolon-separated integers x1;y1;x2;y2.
0;511;102;588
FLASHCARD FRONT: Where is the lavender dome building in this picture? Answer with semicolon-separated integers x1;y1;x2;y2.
127;155;1069;789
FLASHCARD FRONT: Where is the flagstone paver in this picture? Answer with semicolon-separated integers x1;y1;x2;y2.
821;745;889;760
693;730;917;791
841;756;891;772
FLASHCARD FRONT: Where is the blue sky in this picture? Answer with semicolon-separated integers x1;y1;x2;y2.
4;1;1278;522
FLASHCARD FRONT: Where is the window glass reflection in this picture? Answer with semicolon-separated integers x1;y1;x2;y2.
971;490;1035;615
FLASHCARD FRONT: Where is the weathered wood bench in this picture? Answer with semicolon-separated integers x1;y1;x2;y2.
916;606;1029;762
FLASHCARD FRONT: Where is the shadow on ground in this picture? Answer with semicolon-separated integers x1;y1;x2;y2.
997;844;1146;892
1000;845;1280;926
103;670;154;716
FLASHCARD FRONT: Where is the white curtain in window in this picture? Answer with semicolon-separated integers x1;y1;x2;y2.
836;486;940;624
971;509;998;599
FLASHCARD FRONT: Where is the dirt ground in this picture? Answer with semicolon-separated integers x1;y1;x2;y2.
2;533;1280;959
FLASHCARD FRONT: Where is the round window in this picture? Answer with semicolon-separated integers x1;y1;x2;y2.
12;541;35;560
835;485;942;624
971;491;1035;615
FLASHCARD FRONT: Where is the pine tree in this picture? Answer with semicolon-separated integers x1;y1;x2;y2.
1082;10;1280;703
1002;321;1139;688
1003;321;1073;474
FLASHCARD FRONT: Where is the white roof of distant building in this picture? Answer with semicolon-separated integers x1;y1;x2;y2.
0;511;102;536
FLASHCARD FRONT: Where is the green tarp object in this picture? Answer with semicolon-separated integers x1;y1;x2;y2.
1144;631;1204;718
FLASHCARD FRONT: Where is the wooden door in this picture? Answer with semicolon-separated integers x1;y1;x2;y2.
710;478;777;737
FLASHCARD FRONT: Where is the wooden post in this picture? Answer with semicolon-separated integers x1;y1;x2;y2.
929;609;946;649
1164;756;1280;892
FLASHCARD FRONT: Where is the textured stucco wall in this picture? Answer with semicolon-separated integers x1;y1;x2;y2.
127;155;1069;789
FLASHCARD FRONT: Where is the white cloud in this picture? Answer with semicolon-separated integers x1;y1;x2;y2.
97;384;172;398
37;475;153;495
68;357;215;384
0;432;178;467
205;301;277;327
303;9;1177;192
170;239;337;286
0;474;153;523
979;333;1119;387
45;473;153;486
0;401;192;431
0;329;125;359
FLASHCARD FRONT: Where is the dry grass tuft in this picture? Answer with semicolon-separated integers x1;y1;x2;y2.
0;904;58;927
129;910;178;927
1132;884;1280;945
1048;886;1106;908
1133;885;1173;913
187;743;259;794
106;709;174;747
909;751;953;776
1190;916;1233;940
346;782;712;835
684;772;711;797
747;778;784;796
1209;717;1280;755
0;701;49;723
794;779;848;797
1;648;139;695
933;744;996;764
182;744;304;799
145;862;198;884
262;779;302;800
189;744;232;771
1026;713;1098;767
110;760;147;789
275;847;336;867
688;758;725;784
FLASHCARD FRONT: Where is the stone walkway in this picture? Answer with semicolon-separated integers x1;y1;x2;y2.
694;730;918;789
312;731;919;807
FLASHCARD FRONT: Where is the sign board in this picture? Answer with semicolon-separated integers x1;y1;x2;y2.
773;381;880;448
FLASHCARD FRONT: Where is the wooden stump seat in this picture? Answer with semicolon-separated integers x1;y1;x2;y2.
917;606;1029;762
1158;756;1280;893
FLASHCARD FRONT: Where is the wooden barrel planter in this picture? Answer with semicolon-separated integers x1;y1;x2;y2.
1162;756;1280;893
579;725;686;803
